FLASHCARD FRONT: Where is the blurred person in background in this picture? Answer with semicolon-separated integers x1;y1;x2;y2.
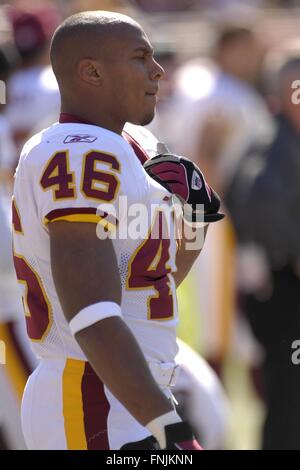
172;24;274;193
69;0;138;16
174;339;230;450
0;34;19;191
5;4;61;158
131;0;199;12
228;51;300;449
0;9;37;449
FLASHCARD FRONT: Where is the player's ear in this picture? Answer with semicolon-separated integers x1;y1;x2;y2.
77;59;102;86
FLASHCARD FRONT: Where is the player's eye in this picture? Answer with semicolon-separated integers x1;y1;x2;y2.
134;50;153;61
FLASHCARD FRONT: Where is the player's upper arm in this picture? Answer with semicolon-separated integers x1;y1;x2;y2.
49;220;121;322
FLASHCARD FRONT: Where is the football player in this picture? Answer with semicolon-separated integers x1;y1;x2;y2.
0;31;37;450
13;11;223;450
0;119;36;449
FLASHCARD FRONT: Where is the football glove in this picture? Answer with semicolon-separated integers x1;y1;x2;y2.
146;410;203;450
163;421;203;450
143;153;224;224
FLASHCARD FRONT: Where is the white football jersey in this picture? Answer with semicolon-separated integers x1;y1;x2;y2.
12;120;179;364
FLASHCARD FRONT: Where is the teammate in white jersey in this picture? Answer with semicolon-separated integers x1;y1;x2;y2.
0;116;31;450
12;11;223;450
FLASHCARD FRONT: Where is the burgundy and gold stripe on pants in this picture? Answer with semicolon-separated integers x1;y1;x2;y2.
62;359;110;450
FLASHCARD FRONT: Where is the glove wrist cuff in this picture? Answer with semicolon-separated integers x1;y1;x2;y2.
146;410;182;449
181;202;208;227
183;217;209;229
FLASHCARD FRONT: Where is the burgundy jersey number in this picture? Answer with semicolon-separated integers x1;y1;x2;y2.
40;151;75;200
13;254;52;342
126;211;174;321
40;150;120;202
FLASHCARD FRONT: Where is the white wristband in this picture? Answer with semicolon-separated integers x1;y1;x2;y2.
146;410;182;449
69;301;122;336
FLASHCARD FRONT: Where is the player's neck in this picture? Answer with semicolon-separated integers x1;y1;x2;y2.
59;106;124;135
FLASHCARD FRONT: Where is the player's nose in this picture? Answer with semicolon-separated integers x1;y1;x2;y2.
150;58;165;81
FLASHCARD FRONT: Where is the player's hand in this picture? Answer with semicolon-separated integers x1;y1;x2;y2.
143;153;224;224
146;410;203;450
162;421;203;450
119;422;203;450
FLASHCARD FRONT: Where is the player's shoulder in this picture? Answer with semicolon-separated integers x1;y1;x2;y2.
19;122;134;168
124;123;159;158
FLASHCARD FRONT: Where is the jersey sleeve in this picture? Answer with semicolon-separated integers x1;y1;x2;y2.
30;136;137;233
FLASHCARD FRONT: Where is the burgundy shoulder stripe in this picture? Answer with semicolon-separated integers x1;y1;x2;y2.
81;362;110;450
122;130;150;164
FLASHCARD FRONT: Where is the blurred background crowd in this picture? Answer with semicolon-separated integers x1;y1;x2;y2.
1;0;300;450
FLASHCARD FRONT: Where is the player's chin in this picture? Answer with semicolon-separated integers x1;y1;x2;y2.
138;108;156;126
129;102;156;126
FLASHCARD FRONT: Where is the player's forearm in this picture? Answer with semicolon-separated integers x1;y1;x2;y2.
174;249;200;287
174;224;208;287
75;316;174;425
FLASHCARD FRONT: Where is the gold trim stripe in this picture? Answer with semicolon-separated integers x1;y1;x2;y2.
62;358;87;450
45;213;116;231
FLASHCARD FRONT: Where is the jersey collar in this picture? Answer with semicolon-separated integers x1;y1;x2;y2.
59;113;93;125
